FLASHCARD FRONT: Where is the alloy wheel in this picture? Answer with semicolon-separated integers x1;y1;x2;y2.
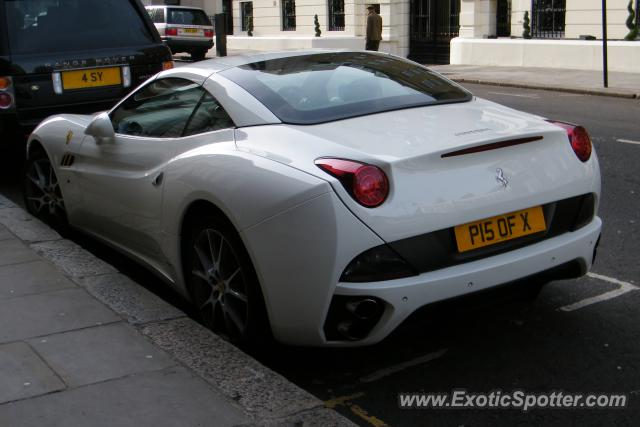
25;157;66;223
191;228;249;338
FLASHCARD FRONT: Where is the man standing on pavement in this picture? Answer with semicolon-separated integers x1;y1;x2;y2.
365;5;382;51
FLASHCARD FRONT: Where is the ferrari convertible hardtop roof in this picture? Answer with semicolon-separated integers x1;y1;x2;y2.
193;49;379;73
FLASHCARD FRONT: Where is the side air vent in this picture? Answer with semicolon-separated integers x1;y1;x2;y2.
60;153;75;167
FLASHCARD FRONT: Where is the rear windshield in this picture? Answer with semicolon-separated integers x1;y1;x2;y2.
168;8;210;26
4;0;156;55
220;52;472;125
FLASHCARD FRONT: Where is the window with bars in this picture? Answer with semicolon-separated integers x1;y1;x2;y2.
531;0;565;39
282;0;296;31
328;0;345;31
241;2;253;31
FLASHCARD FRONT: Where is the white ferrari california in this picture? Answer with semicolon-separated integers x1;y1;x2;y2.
25;51;601;347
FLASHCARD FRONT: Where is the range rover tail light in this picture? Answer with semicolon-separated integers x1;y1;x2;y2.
0;76;14;109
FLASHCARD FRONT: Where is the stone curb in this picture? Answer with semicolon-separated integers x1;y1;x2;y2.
450;78;640;99
0;193;355;426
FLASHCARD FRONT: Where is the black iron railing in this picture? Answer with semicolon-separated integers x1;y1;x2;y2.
241;2;253;31
410;0;459;42
328;0;345;31
531;0;565;39
282;0;296;31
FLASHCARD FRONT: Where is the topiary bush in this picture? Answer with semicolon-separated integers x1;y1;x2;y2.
523;11;532;39
246;16;253;37
314;14;321;37
625;0;639;41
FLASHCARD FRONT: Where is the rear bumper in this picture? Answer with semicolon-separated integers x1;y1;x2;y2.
244;186;602;347
331;216;602;346
162;38;213;52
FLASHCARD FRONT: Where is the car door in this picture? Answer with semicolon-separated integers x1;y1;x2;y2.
73;77;206;269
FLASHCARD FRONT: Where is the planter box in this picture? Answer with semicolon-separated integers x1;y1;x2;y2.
450;38;640;73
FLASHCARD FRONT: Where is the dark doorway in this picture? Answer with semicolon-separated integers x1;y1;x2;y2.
409;0;460;64
496;0;511;37
222;0;233;34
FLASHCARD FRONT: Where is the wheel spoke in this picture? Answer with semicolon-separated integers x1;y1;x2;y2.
224;267;241;285
199;290;216;310
217;234;224;270
191;268;208;282
223;303;245;333
194;242;213;272
48;163;54;188
205;229;217;267
33;161;47;189
27;174;46;192
27;196;46;213
226;287;248;303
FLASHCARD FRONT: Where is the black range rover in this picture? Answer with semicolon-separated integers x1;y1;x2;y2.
0;0;173;146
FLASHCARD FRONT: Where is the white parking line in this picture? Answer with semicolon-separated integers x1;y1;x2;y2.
359;348;448;383
559;272;639;312
617;139;640;145
488;92;540;99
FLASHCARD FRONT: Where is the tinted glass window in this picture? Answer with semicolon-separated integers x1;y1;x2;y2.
220;52;472;125
4;0;155;55
184;93;234;136
147;7;165;24
168;8;210;26
111;78;204;138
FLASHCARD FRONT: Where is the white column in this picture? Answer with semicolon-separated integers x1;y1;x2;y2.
459;0;498;39
510;0;531;38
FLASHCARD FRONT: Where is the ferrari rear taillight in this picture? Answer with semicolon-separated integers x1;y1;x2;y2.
549;120;592;162
165;28;178;36
315;158;389;208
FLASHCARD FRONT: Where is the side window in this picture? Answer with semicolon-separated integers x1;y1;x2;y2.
183;92;235;136
148;8;165;24
111;78;204;138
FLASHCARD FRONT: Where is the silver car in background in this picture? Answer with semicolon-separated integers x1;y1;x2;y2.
146;5;214;61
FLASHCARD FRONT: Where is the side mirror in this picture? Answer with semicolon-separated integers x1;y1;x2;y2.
85;112;115;143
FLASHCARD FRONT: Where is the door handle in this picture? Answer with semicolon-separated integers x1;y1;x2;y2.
152;172;164;187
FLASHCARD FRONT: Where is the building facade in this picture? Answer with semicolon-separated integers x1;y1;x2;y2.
144;0;639;71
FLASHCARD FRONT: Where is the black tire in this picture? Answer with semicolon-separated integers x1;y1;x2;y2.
185;214;270;349
24;151;68;228
191;49;207;61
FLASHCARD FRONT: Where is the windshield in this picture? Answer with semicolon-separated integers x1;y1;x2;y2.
4;0;155;55
220;52;472;125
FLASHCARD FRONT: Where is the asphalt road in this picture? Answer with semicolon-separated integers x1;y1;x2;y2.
1;83;639;426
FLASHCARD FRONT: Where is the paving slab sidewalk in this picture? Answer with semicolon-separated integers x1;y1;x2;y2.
0;193;354;427
424;64;640;99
